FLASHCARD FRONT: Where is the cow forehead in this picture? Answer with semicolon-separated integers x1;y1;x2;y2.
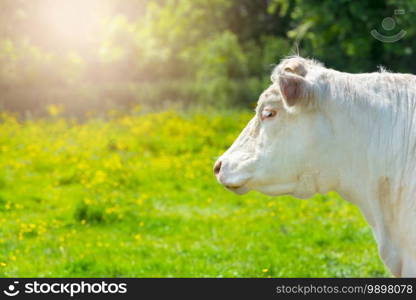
257;85;283;110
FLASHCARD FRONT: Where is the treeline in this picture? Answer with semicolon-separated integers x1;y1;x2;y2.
0;0;415;116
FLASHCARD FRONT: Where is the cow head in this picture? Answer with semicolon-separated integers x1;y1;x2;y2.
214;57;337;198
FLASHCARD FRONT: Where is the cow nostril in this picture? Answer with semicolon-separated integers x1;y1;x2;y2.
214;161;222;175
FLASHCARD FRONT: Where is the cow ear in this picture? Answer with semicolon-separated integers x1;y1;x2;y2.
278;74;312;108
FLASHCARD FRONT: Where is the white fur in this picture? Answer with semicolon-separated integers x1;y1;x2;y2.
215;56;416;277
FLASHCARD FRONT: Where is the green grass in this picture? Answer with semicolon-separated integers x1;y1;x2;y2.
0;110;389;277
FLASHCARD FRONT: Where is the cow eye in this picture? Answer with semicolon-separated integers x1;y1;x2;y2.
261;108;277;121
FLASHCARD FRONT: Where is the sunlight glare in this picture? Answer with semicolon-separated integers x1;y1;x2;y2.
40;0;102;46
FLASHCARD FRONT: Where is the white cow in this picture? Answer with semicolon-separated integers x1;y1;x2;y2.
214;56;416;277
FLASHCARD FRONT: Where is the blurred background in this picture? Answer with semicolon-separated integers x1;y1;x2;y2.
1;0;415;117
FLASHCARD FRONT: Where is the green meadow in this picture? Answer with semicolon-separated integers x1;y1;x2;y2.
0;110;389;277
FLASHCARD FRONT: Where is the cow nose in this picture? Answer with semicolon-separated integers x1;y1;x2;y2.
213;160;222;176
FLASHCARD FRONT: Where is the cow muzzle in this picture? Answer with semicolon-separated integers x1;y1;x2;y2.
213;159;250;193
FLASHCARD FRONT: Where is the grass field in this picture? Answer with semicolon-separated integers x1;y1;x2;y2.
0;110;389;277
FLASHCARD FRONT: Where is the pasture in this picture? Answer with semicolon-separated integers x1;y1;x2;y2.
0;110;389;277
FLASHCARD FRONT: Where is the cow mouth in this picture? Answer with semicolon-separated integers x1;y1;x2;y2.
225;184;250;195
216;171;251;194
